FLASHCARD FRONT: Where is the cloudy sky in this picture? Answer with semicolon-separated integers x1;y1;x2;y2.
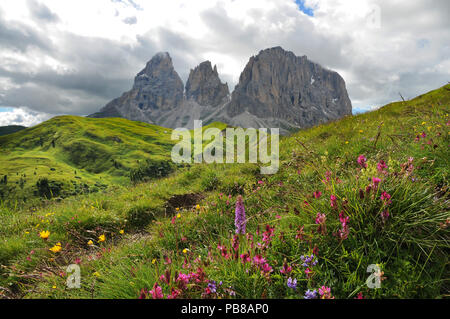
0;0;449;127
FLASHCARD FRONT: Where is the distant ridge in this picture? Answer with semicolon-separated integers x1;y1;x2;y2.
0;125;26;136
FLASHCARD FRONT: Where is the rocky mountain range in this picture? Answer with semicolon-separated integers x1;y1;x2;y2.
89;47;352;134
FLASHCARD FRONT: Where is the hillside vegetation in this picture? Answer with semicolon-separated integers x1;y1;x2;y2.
0;116;178;202
0;85;449;299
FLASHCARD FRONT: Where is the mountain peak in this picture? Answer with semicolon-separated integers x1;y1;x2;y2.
185;61;229;107
226;46;352;127
91;47;352;134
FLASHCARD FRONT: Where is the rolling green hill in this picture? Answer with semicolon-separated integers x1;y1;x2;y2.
0;84;449;299
0;116;179;202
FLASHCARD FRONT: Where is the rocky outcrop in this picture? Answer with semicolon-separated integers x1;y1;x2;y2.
90;47;352;134
132;52;184;110
226;47;352;130
185;61;229;107
89;52;184;123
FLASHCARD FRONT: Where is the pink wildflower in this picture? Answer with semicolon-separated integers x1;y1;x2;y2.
381;192;392;205
381;209;390;223
139;288;148;299
149;283;164;299
355;292;365;299
330;194;337;208
315;213;326;225
305;268;313;278
377;160;387;173
357;155;367;168
318;286;334;299
295;225;305;240
262;225;275;246
372;177;381;189
240;253;251;264
315;213;327;235
167;288;181;299
261;263;273;273
217;244;230;259
252;254;266;266
280;261;292;275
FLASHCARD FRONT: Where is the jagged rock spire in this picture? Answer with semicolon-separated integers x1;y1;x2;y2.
185;61;229;107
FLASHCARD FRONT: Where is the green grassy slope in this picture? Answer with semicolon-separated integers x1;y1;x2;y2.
0;84;449;299
0;116;177;202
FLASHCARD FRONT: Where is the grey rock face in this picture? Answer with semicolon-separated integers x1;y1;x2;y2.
186;61;229;107
90;47;352;134
226;47;352;130
133;52;184;110
89;52;184;123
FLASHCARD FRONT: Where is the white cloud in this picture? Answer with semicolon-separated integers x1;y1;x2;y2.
0;107;52;127
0;0;449;126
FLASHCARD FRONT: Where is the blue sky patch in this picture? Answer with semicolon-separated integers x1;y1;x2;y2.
295;0;314;17
0;107;14;112
417;38;430;49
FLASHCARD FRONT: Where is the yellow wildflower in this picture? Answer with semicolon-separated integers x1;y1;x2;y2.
421;121;426;125
119;230;124;235
196;204;201;210
49;243;62;253
177;213;181;219
182;248;188;254
52;285;57;289
152;259;156;264
98;234;106;242
87;240;94;246
93;272;100;277
40;230;50;239
359;130;363;133
345;141;349;144
176;207;180;211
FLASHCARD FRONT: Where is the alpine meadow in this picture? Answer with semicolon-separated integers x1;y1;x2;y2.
0;84;448;299
0;0;449;304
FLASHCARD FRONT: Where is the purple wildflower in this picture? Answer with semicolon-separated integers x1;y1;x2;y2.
287;277;297;290
300;254;318;268
304;289;318;299
207;281;217;294
234;195;246;234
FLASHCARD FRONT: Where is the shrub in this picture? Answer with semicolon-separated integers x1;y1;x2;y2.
130;159;173;183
